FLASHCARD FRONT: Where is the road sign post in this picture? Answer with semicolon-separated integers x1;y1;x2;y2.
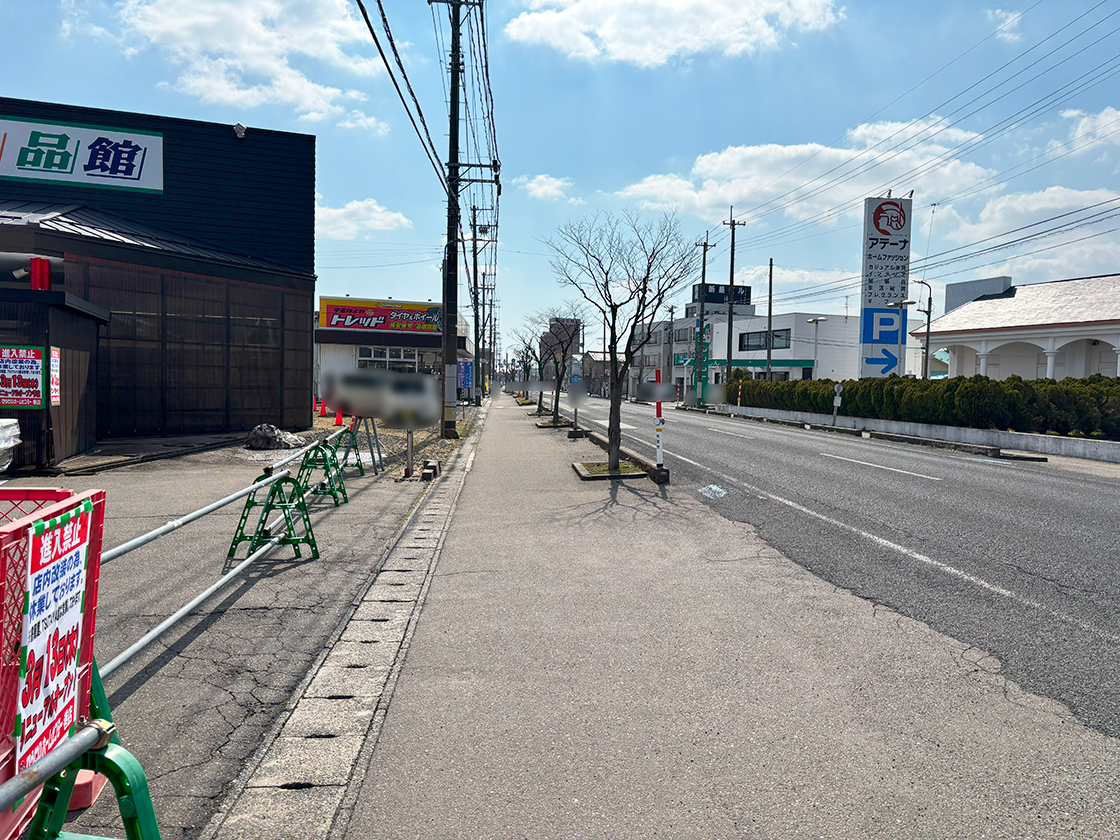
832;382;843;425
652;370;669;484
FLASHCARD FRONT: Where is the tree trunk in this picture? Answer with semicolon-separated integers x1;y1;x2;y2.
607;374;623;470
551;381;561;423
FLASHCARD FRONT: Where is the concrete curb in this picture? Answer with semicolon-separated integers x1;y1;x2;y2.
571;461;648;481
198;403;491;840
675;405;1015;460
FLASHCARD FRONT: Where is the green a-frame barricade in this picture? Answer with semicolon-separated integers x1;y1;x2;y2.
226;471;319;561
28;660;161;840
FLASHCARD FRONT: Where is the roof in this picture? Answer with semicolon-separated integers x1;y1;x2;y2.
0;201;303;275
924;274;1120;335
584;351;609;362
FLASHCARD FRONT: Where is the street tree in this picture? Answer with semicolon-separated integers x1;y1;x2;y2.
547;210;698;469
511;317;547;413
537;302;586;424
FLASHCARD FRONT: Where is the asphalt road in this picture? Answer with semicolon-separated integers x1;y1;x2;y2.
2;443;428;840
563;394;1120;739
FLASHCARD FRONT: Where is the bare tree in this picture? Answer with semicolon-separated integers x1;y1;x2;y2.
511;321;544;410
547;210;698;469
537;303;586;423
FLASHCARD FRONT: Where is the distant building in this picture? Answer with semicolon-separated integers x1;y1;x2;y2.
0;96;315;468
921;274;1120;380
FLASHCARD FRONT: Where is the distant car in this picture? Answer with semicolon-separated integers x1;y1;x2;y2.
322;369;440;429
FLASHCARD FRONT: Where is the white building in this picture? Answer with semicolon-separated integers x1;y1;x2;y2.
921;274;1120;380
627;310;890;397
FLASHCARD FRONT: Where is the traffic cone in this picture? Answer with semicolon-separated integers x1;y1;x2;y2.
335;409;344;426
320;399;328;417
313;395;318;412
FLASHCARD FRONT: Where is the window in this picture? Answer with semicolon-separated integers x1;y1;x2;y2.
674;327;694;343
358;347;372;359
739;329;790;351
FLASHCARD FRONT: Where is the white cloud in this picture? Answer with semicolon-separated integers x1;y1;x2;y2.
942;186;1120;243
316;196;412;241
505;0;841;67
102;0;385;119
986;8;1023;43
1057;107;1120;155
934;186;1120;285
618;116;993;224
337;109;390;135
514;174;585;204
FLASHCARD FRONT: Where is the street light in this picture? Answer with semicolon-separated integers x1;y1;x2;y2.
807;317;828;380
887;299;916;376
912;279;933;379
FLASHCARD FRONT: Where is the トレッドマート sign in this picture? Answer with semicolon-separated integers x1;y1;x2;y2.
0;116;164;193
318;298;443;335
859;197;912;378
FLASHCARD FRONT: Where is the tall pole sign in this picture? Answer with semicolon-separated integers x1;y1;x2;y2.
859;197;913;378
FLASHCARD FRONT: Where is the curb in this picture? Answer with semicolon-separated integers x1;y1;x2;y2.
673;405;1027;460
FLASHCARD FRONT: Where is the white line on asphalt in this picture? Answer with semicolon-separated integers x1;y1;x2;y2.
706;427;754;439
691;464;1120;644
819;453;942;481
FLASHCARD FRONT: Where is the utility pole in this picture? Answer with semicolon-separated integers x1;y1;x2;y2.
723;207;746;393
470;207;481;406
766;257;774;381
695;232;715;404
439;0;463;438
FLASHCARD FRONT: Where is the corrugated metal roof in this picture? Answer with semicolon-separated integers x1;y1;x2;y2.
0;200;298;273
925;274;1120;334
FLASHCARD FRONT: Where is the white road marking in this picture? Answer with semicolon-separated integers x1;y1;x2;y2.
706;427;754;439
819;453;942;481
690;463;1120;644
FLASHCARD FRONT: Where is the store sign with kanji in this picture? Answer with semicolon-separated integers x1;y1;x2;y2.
858;197;913;378
0;116;163;192
16;506;91;771
0;346;46;408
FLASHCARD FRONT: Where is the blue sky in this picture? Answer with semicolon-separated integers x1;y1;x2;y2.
4;0;1120;358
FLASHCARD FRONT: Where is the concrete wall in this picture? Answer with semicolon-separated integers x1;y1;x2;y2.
712;404;1120;463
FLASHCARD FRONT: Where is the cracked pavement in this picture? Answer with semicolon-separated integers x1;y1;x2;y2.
0;409;478;840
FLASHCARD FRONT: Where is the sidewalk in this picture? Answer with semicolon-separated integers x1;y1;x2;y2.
221;396;1119;839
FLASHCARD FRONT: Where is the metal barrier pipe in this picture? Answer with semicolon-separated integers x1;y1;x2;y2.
265;427;349;475
0;724;103;812
101;471;291;564
100;535;284;679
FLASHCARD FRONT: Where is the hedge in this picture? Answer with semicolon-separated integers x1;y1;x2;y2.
720;372;1120;439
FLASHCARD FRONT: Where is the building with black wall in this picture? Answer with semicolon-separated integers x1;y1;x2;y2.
0;98;315;468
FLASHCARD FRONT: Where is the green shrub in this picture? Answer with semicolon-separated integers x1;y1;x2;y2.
721;373;1120;441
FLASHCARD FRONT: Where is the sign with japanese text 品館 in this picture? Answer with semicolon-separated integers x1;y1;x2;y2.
0;116;164;193
0;346;46;408
859;197;912;378
318;298;443;335
16;505;92;772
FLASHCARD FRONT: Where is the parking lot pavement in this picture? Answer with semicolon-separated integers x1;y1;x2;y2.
0;415;477;840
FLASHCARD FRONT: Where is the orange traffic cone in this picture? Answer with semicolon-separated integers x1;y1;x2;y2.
313;395;318;412
320;399;328;417
334;409;344;426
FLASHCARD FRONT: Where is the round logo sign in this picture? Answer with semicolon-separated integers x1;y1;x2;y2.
872;201;907;236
